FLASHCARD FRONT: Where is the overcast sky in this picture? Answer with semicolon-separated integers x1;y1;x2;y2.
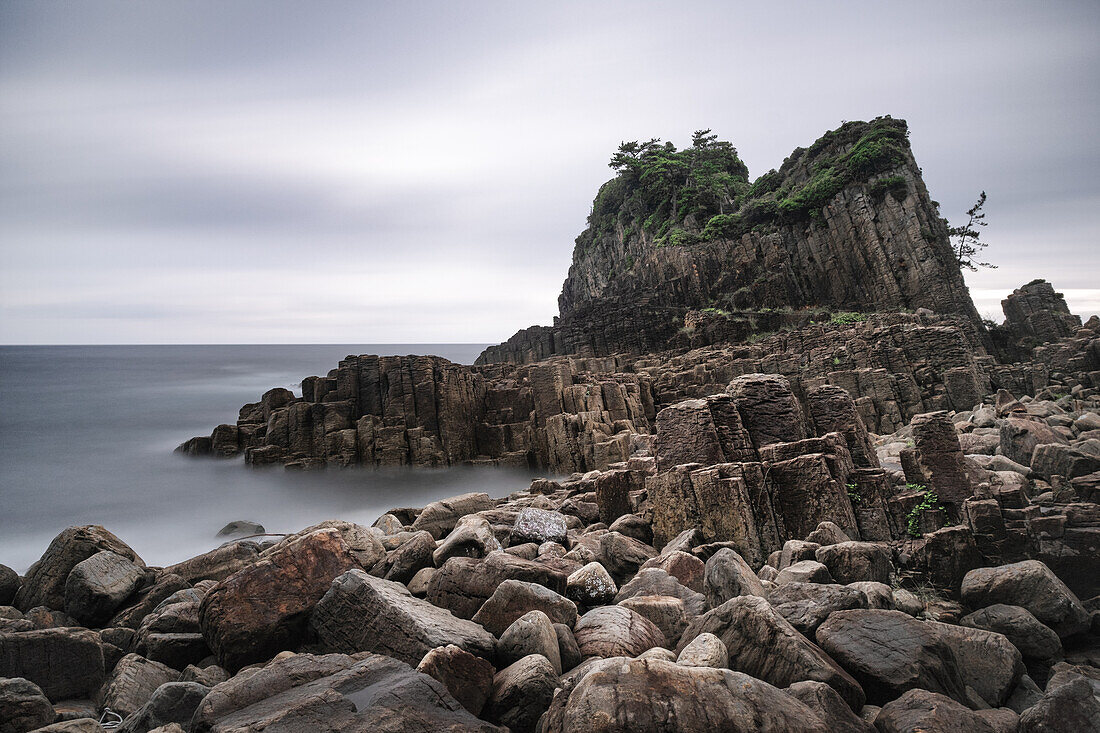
1;1;1097;344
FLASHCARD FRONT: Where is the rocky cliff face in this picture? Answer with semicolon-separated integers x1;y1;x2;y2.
478;117;983;365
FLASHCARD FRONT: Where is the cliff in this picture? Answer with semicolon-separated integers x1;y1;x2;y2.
477;118;983;365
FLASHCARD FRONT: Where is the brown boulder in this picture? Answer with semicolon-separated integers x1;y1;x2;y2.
15;526;143;612
573;605;666;658
416;644;496;717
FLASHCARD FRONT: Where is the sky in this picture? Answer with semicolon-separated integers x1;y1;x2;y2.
1;1;1097;344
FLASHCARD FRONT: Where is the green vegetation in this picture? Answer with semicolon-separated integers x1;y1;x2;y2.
870;175;907;200
701;307;730;316
846;482;862;506
905;485;945;538
830;311;867;325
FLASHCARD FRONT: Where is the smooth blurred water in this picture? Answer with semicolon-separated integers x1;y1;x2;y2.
0;344;538;573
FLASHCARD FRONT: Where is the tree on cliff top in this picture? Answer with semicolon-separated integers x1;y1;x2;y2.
949;191;997;271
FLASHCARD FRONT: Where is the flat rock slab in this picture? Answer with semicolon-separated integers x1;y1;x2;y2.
311;569;495;667
0;627;105;701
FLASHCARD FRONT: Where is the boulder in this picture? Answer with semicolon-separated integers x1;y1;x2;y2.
15;525;143;612
162;541;260;584
804;521;851;546
875;689;997;733
97;653;177;718
0;564;20;606
498;610;561;673
703;548;765;607
63;551;145;626
432;515;501;567
848;581;894;610
108;573;190;630
190;651;502;733
310;570;495;667
115;681;210;733
416;644;496;717
614;568;706;615
371;530;435;584
0;628;105;701
510;508;568;545
198;527;361;671
565;562;617;607
597;531;656;583
815;542;891;585
266;520;387;570
928;621;1023;708
540;657;830;733
908;411;974;506
1020;676;1100;733
471;579;577;637
780;540;821;568
815;609;967;706
573;606;666;658
607;514;653;545
426;552;568;620
727;374;807;448
776;560;835;585
640;550;705;593
555;623;582;672
786;680;874;733
767;582;868;635
483;654;557;733
960;604;1062;661
0;677;54;733
618;595;691;644
678;595;865;710
960;560;1090;638
1000;416;1066;467
1031;443;1100;479
676;632;728;668
134;586;209;669
411;492;496;539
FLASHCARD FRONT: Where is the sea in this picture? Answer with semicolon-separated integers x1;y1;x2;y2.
0;344;541;573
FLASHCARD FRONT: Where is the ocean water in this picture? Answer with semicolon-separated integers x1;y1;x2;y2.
0;344;540;573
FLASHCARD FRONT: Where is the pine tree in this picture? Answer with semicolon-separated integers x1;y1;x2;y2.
949;191;997;271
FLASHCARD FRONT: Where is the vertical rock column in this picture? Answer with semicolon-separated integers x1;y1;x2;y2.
904;411;974;509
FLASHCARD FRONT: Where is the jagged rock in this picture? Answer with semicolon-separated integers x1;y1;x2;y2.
901;525;982;594
815;542;891;585
573;606;666;658
607;513;653;544
540;657;830;733
510;508;568;545
416;644;496;717
268;520;387;570
0;677;54;733
15;525;144;612
727;374;807;448
767;582;868;635
875;689;997;733
411;493;496;539
593;470;632;525
22;606;78;630
198;527;361;671
565;562;617;607
1000;417;1067;467
703;547;765;607
676;632;728;668
960;560;1090;638
960;604;1062;661
641;550;705;592
615;567;706;615
905;410;974;506
805;521;851;546
776;560;835;585
617;595;691;644
806;385;879;469
678;595;865;710
928;621;1023;708
433;515;501;566
216;520;264;537
483;654;557;733
654;395;755;471
371;530;435;583
780;540;822;568
191;651;501;732
0;565;19;606
134;586;210;669
1031;443;1100;479
97;653;177;718
498;610;561;673
162;541;260;584
1020;675;1100;732
109;573;190;630
426;552;568;620
471;579;578;637
373;513;404;535
310;570;495;666
0;628;105;701
815;609;967;706
180;664;228;687
115;682;210;733
63;550;145;626
786;680;874;733
1002;279;1082;344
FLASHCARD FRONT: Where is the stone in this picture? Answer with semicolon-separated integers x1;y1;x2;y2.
426;552;568;620
555;623;582;672
767;582;868;635
593;470;633;525
1000;416;1067;467
97;653;177;718
960;560;1090;638
115;682;210;733
269;520;387;570
565;562;617;607
310;570;495;666
63;551;145;626
1031;443;1100;479
780;539;821;568
907;411;974;506
573;606;666;658
470;579;577;637
676;632;728;668
892;588;924;616
927;621;1023;708
727;374;807;449
815;542;891;585
0;677;54;733
15;525;143;612
191;651;501;732
162;541;260;584
483;654;557;733
961;604;1063;661
432;515;501;567
216;520;264;537
776;560;835;585
0;628;105;701
28;720;105;733
875;689;997;733
108;573;190;630
805;521;851;546
703;547;766;607
1020;676;1100;733
0;565;19;606
848;581;894;609
815;609;967;706
786;680;874;733
498;610;561;673
615;567;706;615
198;527;361;671
416;644;496;717
371;530;435;584
617;595;691;645
510;508;568;545
540;657;830;733
411;492;496;539
641;550;705;592
678;595;865;710
807;385;879;468
597;531;656;583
